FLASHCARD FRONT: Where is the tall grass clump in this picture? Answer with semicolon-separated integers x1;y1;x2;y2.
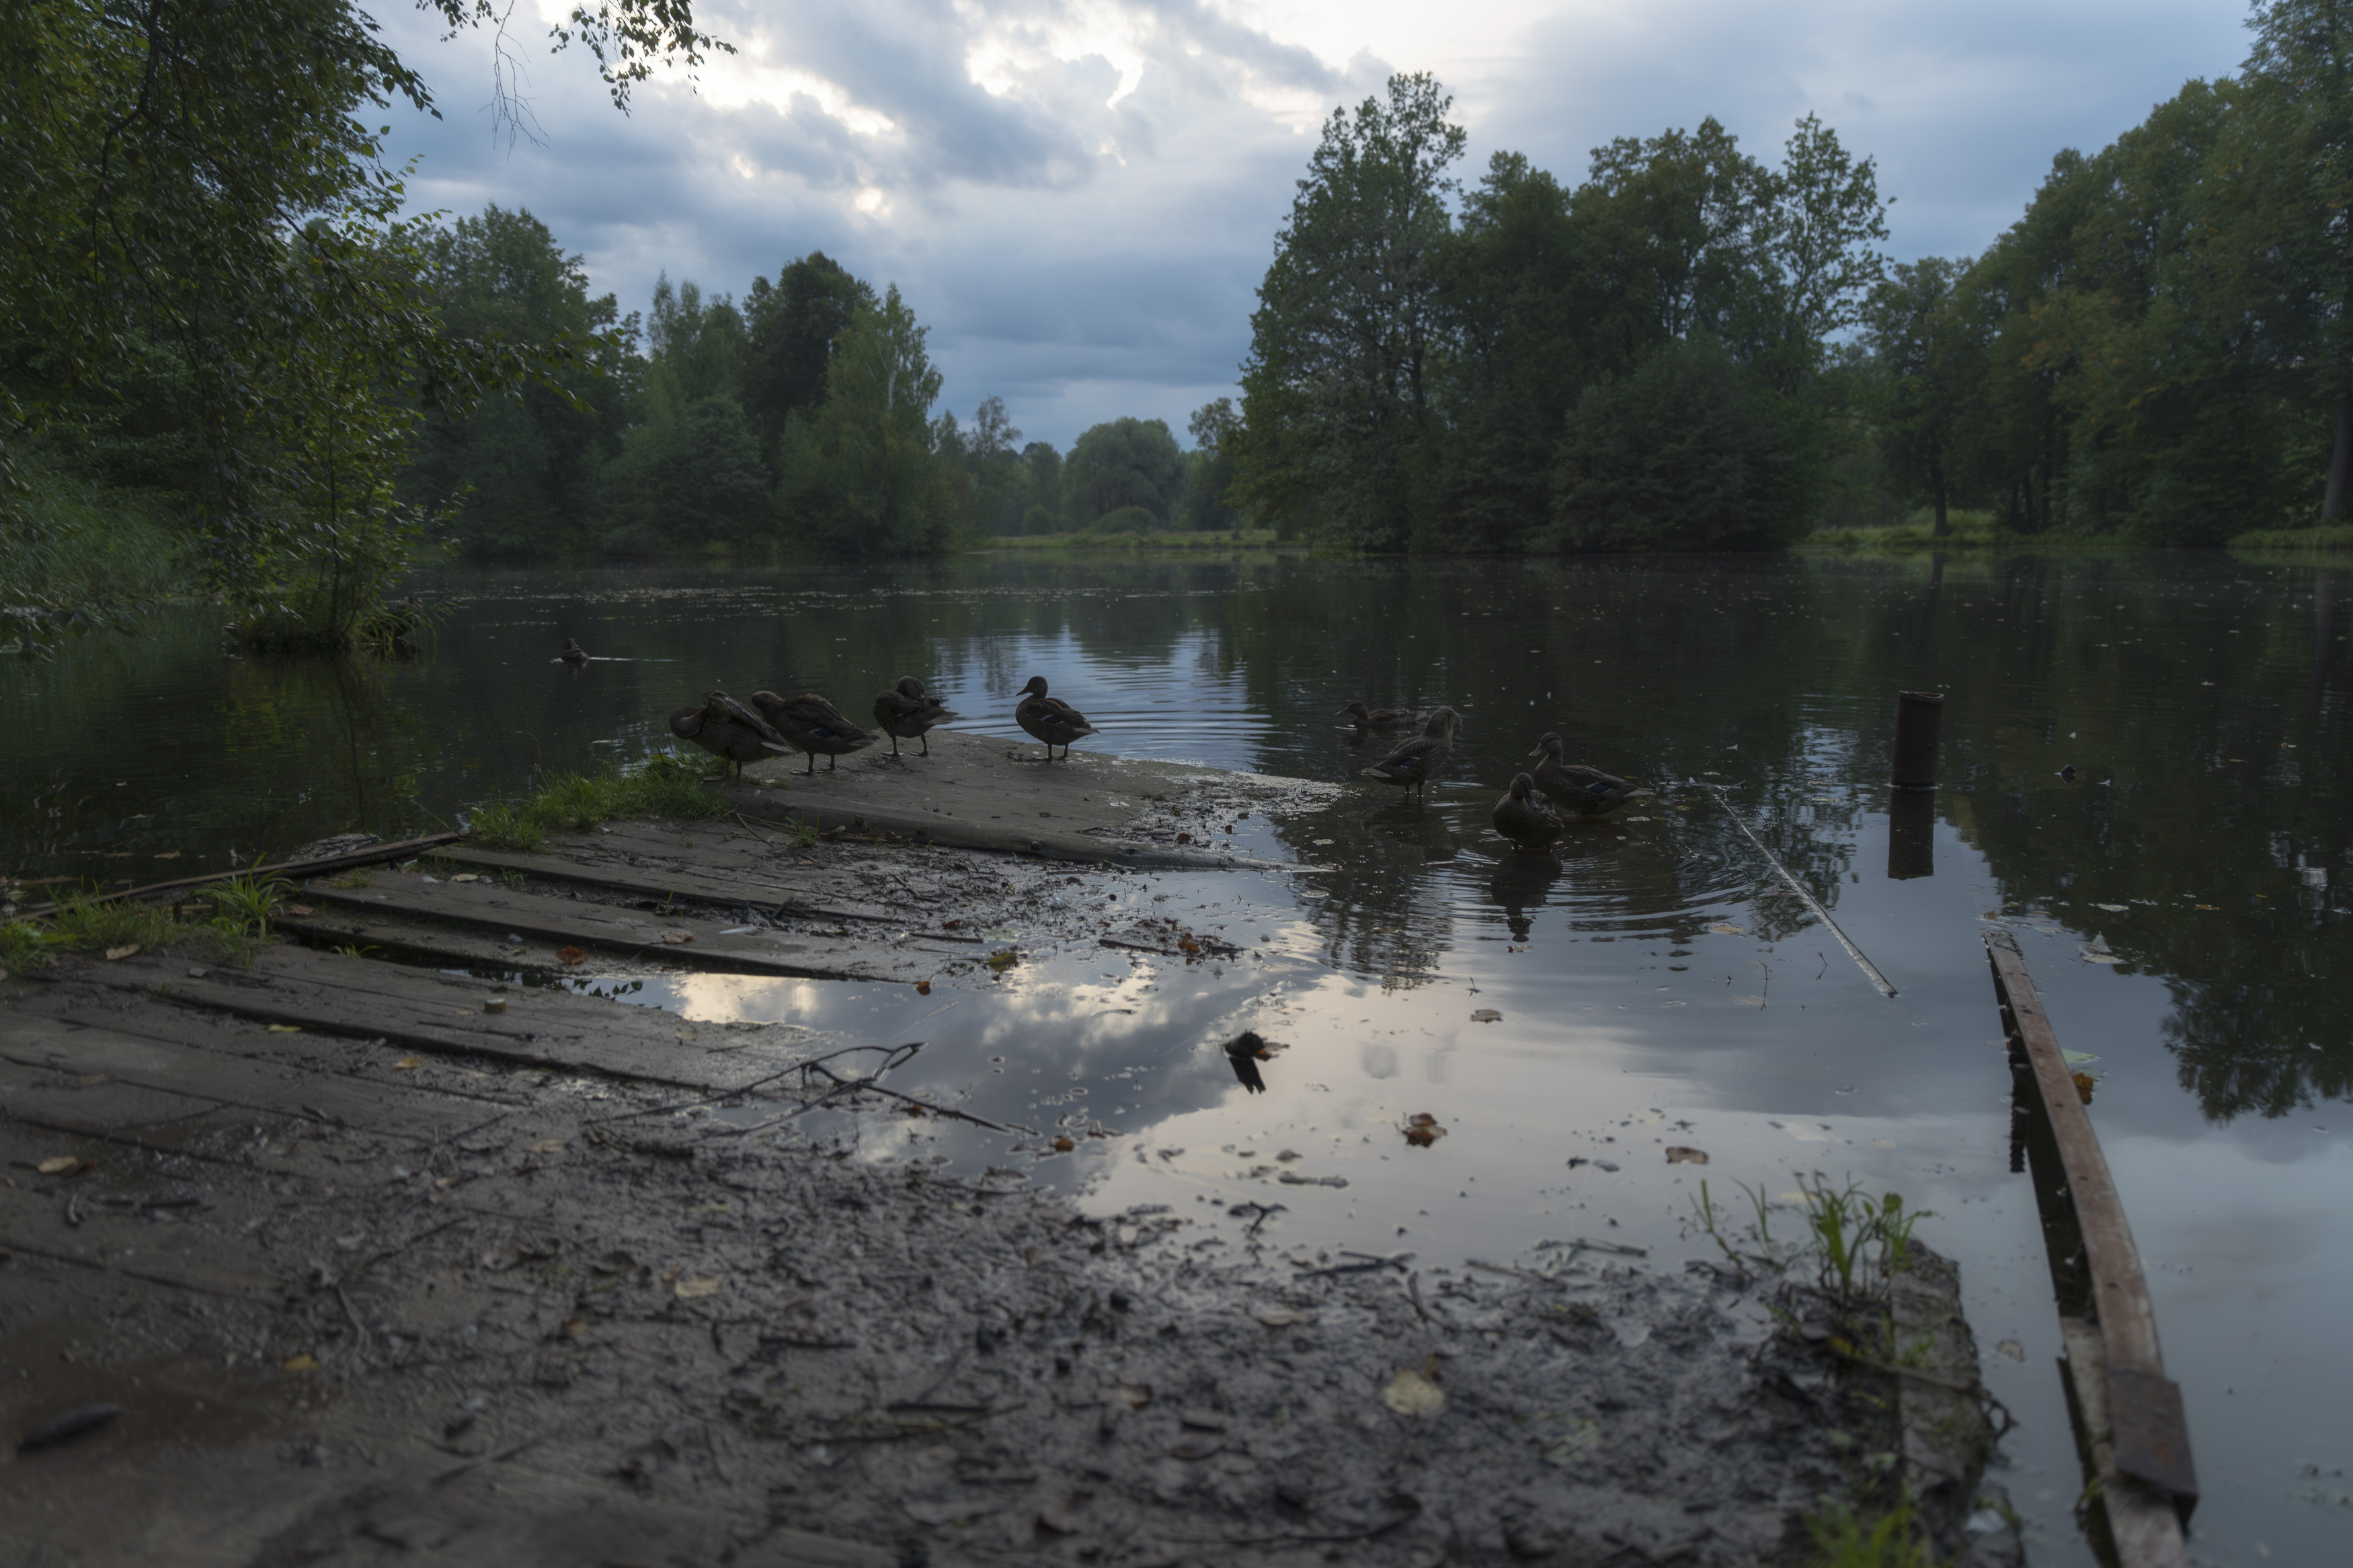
469;751;732;853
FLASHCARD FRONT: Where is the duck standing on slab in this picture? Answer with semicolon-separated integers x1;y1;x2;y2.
1492;772;1564;851
1014;675;1099;761
560;637;589;667
1359;707;1462;803
872;675;961;758
668;691;793;782
1335;701;1420;731
750;690;879;774
1528;732;1649;817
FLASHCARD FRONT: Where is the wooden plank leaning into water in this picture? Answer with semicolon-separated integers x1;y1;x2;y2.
1700;784;1898;998
1985;930;2194;1567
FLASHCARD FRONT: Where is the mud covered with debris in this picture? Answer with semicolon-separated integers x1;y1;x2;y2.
3;1039;1888;1567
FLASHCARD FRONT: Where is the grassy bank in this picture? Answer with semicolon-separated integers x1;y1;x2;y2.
466;752;734;853
0;464;198;655
2227;524;2353;552
985;528;1285;552
1802;520;2132;553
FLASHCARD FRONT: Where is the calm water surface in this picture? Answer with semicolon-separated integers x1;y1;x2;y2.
5;551;2351;1565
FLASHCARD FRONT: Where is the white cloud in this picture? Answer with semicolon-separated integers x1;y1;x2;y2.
381;0;2251;449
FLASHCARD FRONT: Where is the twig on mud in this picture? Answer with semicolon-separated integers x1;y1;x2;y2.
357;1215;471;1277
1296;1250;1413;1279
430;1430;544;1486
1170;1505;1422;1547
586;1042;922;1125
813;1403;1021;1442
1406;1270;1432;1326
796;1061;1033;1134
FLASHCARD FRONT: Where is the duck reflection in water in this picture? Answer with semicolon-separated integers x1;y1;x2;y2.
1488;854;1560;942
1364;804;1457;863
1222;1030;1277;1094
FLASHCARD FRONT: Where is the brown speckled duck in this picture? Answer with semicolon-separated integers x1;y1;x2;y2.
872;675;961;758
1491;772;1564;852
1015;675;1099;761
560;636;589;667
750;691;879;774
1359;707;1461;803
1529;732;1649;817
1336;701;1421;731
668;691;793;782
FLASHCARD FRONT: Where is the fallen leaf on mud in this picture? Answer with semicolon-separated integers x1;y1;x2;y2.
2072;1072;2097;1104
915;981;932;994
1540;1415;1601;1466
1170;1435;1224;1460
1403;1113;1447;1148
1382;1366;1446;1417
450;874;481;883
36;1157;79;1175
1470;1008;1502;1023
482;998;506;1014
1665;1146;1709;1164
591;1251;637;1275
1255;1310;1314;1328
556;946;586;964
155;852;180;860
1051;1137;1076;1153
673;1277;723;1299
1705;922;1745;936
1108;1384;1152;1410
266;1024;302;1034
286;905;313;917
560;1317;588;1340
1036;1496;1092;1534
987;948;1019;972
102;945;139;961
660;930;692;944
281;1354;319;1372
392;1056;422;1070
529;1139;565;1154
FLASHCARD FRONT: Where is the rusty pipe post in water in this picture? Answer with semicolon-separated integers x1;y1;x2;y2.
1886;790;1935;880
1890;690;1945;791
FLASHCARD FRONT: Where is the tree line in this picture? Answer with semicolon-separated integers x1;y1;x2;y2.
401;211;1244;559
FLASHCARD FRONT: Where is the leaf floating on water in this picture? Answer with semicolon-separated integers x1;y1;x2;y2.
1705;922;1745;936
556;946;586;964
1734;995;1767;1007
102;944;139;961
672;1277;723;1300
914;980;932;994
281;1353;319;1372
987;948;1020;972
2071;1072;2097;1104
1051;1137;1075;1153
2061;1049;2100;1065
1381;1366;1447;1417
1470;1008;1502;1023
36;1156;79;1175
1664;1146;1709;1165
2093;903;2128;913
1402;1113;1447;1148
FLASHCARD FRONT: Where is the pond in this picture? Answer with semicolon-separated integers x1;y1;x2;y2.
5;550;2350;1567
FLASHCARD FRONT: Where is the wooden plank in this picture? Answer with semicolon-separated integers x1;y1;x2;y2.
434;841;953;932
2057;1315;2196;1567
0;1012;510;1141
15;832;462;920
0;1159;280;1299
292;876;955;981
1986;930;2196;1549
53;949;784;1092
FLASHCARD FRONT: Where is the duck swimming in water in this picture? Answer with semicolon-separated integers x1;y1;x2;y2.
1359;707;1462;804
668;691;793;782
872;675;961;758
1335;701;1421;731
1015;675;1099;761
560;637;588;667
750;691;879;774
1528;732;1648;817
1491;771;1564;852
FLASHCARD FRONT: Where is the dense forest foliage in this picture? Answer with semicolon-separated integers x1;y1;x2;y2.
12;0;2353;649
396;216;1242;559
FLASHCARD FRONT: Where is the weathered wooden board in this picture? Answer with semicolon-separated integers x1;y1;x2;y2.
0;1150;282;1299
292;875;961;981
48;948;803;1092
434;838;932;932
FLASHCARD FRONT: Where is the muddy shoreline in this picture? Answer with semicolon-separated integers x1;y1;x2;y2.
2;769;2012;1566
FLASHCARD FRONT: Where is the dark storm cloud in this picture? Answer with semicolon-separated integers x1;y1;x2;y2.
376;0;2258;448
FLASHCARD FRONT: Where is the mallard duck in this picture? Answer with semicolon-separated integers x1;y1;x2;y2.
1015;675;1099;761
1336;701;1421;731
1529;733;1649;817
1359;707;1461;803
872;675;961;758
1492;772;1564;852
668;691;793;782
750;690;879;774
560;637;589;666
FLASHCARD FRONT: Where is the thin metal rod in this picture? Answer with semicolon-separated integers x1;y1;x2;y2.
1698;784;1897;998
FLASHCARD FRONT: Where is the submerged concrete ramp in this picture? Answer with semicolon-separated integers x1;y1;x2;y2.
725;729;1336;866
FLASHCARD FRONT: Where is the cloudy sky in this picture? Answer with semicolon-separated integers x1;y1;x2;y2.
377;0;2250;450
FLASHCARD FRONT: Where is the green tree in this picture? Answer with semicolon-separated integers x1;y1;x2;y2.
1017;442;1064;532
1232;72;1466;546
1863;257;1975;535
776;284;957;554
1064;416;1185;527
1179;399;1244;530
741;252;875;457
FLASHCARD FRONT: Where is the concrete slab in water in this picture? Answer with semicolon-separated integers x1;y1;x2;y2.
725;729;1335;866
